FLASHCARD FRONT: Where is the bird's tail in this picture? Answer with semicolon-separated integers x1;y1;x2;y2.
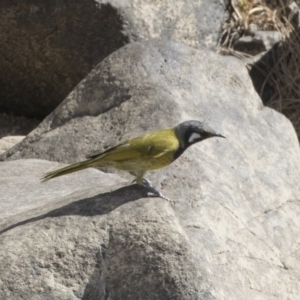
42;159;95;182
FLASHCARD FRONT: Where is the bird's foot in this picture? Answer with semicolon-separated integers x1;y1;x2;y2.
141;179;172;202
132;178;173;202
142;178;154;187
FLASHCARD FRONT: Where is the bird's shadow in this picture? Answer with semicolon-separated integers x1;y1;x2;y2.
0;184;152;235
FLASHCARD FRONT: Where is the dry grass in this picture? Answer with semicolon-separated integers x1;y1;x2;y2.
263;31;300;134
219;0;300;139
219;0;295;50
233;0;294;33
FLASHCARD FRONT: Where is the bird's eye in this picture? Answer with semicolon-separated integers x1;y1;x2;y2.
188;132;201;143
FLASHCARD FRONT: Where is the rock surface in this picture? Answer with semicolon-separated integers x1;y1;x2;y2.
106;0;224;49
0;0;224;118
0;160;213;300
0;40;300;299
0;136;25;156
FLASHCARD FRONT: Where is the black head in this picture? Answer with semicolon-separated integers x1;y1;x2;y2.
174;120;225;155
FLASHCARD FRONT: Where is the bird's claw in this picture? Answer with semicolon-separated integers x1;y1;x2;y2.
146;190;172;202
141;178;154;188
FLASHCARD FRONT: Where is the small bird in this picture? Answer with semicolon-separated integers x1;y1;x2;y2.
42;120;225;200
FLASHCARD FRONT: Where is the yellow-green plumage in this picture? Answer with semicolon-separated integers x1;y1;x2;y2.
42;120;224;190
43;128;180;184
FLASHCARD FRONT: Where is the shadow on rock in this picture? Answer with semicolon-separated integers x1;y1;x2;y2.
0;184;149;235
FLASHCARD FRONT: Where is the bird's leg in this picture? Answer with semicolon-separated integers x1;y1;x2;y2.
131;171;146;185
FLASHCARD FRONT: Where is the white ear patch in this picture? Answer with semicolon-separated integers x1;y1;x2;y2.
188;132;201;143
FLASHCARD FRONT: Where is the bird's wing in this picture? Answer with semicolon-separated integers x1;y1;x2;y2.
87;129;180;162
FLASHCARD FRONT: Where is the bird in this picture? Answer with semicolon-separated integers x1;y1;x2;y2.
42;120;225;200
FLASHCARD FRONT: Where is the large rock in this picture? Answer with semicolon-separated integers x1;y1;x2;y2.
1;39;252;165
0;0;224;118
0;40;300;299
0;159;213;300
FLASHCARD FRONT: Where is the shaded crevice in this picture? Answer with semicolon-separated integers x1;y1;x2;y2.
0;1;129;118
82;244;110;300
